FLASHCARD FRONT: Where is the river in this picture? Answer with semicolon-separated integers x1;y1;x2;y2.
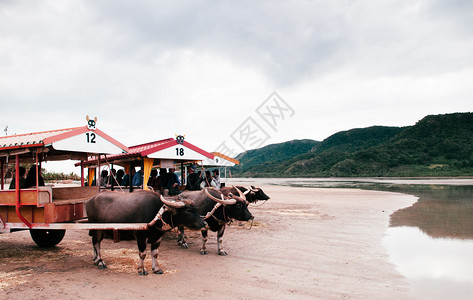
227;177;473;299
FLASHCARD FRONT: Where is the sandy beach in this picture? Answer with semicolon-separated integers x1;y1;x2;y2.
0;185;417;299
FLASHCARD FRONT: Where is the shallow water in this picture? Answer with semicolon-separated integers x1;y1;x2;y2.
228;177;473;298
384;226;473;299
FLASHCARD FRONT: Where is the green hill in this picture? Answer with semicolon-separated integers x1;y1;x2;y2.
231;112;473;177
232;139;319;177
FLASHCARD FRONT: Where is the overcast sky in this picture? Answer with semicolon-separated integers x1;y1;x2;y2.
1;0;472;173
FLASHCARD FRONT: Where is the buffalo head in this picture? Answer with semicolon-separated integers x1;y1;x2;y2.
160;196;207;230
205;188;253;222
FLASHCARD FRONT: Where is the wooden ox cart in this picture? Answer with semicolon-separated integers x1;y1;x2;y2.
0;119;150;247
1;122;216;248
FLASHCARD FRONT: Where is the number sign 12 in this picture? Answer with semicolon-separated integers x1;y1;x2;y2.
86;132;96;144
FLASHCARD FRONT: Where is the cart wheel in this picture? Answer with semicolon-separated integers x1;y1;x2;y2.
30;229;66;247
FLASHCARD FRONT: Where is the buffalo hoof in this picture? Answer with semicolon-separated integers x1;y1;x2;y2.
218;250;228;256
200;249;208;255
138;269;148;276
179;242;189;249
95;260;107;269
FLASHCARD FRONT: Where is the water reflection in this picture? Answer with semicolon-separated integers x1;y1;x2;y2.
233;178;473;239
230;178;473;298
383;226;473;300
387;185;473;239
384;227;473;281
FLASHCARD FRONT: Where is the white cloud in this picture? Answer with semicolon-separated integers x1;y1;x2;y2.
1;0;472;174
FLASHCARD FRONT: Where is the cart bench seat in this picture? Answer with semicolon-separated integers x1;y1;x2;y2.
0;186;99;224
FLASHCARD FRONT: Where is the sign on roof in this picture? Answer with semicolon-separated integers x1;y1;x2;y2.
0;117;128;155
201;152;239;167
46;127;127;154
146;136;214;161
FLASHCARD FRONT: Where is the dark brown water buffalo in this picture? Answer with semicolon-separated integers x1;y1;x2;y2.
175;187;253;255
220;185;270;203
86;190;207;275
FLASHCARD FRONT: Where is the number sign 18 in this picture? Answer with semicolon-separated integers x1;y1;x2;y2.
176;147;184;156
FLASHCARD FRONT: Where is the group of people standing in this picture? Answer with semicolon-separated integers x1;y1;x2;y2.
147;168;180;195
8;165;45;189
8;164;222;195
97;165;221;195
185;165;220;191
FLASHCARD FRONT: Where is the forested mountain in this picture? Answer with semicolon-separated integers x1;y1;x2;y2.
231;112;473;177
233;139;319;177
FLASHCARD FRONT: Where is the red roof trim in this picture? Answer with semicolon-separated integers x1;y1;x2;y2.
41;126;128;152
0;126;80;141
0;143;44;151
42;126;88;145
211;152;240;165
1;125;128;155
140;139;177;157
94;128;129;153
76;138;214;166
140;139;214;159
182;141;214;159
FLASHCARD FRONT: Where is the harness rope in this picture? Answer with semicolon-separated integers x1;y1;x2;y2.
250;199;268;207
147;206;175;231
102;155;125;193
202;202;232;226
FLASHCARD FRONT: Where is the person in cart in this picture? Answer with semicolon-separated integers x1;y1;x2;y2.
185;165;201;191
25;165;45;188
212;169;221;189
166;168;181;195
9;166;26;189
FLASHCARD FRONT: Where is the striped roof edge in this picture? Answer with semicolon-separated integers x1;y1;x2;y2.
0;126;128;153
77;138;214;166
211;152;240;165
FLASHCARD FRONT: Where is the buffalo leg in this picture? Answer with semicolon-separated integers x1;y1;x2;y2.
151;236;163;274
200;228;208;255
177;225;188;249
217;225;227;256
136;234;148;275
91;230;107;269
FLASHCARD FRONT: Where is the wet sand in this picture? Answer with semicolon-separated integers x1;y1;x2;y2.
0;185;417;299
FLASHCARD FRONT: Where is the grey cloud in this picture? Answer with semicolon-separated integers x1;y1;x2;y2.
82;1;352;85
81;0;473;84
2;0;472;102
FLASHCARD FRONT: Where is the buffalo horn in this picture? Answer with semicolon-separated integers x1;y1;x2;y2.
160;195;185;208
205;188;237;205
250;186;259;192
232;185;245;198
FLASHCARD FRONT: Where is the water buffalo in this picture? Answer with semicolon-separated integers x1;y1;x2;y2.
175;187;253;255
86;190;207;275
220;185;270;203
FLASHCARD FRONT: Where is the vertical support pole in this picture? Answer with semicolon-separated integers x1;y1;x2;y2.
97;154;101;190
80;161;84;187
15;155;19;191
14;154;31;228
35;153;39;188
110;163;114;191
181;161;185;187
129;162;133;193
1;158;4;190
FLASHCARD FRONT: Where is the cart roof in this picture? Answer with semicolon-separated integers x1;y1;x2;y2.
78;136;214;167
200;152;239;167
0;125;128;162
